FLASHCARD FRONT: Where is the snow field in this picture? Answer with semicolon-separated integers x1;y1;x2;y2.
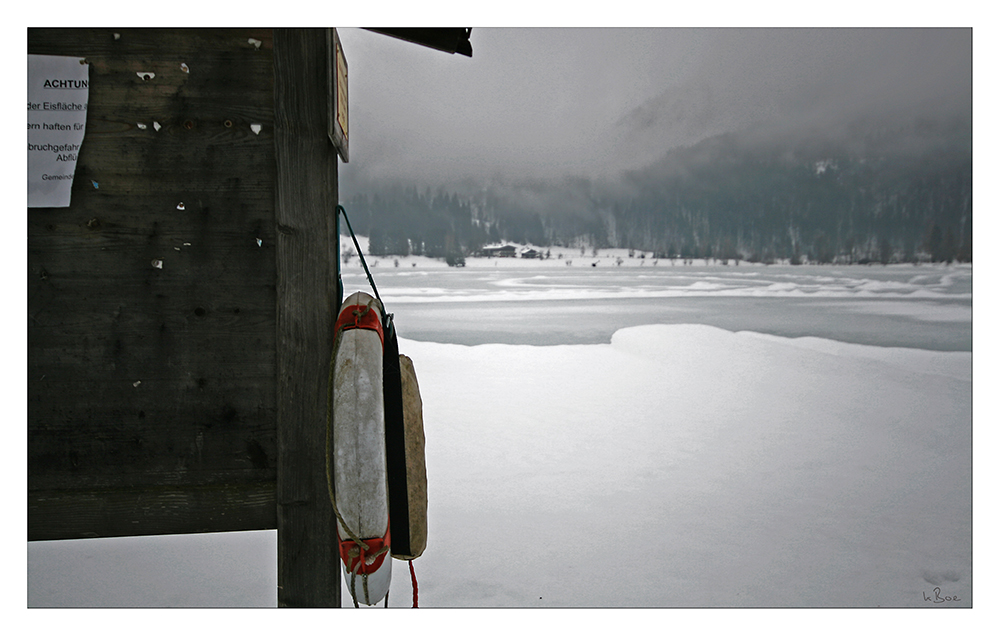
388;324;971;607
27;318;974;611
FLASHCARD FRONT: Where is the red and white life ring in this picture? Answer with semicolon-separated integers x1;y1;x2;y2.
332;291;392;605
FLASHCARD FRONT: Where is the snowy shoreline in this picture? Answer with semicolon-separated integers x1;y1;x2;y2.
340;235;974;271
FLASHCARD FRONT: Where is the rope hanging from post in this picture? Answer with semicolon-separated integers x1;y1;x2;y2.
409;560;419;608
337;204;383;312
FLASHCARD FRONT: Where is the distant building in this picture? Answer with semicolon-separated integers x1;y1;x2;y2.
521;248;543;259
479;245;517;258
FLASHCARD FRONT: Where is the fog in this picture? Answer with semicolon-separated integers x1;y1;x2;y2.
337;27;971;193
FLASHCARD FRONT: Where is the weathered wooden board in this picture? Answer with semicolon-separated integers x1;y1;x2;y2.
28;28;279;541
273;27;342;608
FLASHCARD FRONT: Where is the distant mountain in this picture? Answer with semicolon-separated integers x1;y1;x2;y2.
342;113;971;264
612;113;971;262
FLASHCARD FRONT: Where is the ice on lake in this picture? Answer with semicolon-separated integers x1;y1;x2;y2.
347;257;971;351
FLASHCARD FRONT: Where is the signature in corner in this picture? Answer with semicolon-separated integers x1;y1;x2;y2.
923;587;961;604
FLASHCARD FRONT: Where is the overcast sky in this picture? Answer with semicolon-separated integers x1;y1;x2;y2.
336;27;971;193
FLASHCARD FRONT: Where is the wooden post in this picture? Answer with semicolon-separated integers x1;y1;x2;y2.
274;28;341;607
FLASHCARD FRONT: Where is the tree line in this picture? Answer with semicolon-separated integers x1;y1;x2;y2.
342;118;971;265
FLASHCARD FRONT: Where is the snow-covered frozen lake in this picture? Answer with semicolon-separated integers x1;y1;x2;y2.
346;258;972;351
28;257;974;611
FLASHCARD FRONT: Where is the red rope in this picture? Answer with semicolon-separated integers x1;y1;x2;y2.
409;560;419;608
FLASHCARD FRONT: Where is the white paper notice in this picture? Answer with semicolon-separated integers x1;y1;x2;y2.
28;54;90;208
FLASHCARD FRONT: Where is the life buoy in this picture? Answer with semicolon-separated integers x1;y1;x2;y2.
332;291;392;606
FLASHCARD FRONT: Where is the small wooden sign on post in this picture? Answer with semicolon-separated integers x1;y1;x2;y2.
328;28;348;163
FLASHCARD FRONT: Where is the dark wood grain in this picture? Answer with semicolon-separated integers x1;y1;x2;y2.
29;483;276;542
28;28;278;541
273;27;341;608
